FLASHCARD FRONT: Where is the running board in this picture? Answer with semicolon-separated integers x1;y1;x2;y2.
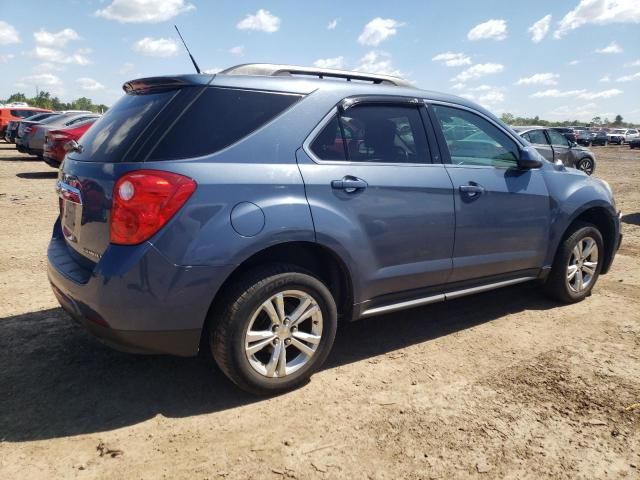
359;277;536;318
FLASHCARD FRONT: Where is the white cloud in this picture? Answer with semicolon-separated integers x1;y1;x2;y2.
432;52;472;67
594;41;623;54
357;18;404;46
600;75;611;82
327;19;338;30
555;0;640;38
33;28;79;47
237;9;281;33
22;73;62;86
515;73;559;85
531;88;622;99
616;72;640;82
31;46;91;65
0;20;20;45
461;86;505;108
0;53;15;63
355;51;403;77
549;103;601;119
450;83;466;91
313;56;345;69
133;37;178;57
229;45;244;56
96;0;194;23
77;77;105;91
528;14;551;43
452;63;504;82
467;19;507;41
624;59;640;67
32;62;64;73
203;67;222;74
568;60;581;66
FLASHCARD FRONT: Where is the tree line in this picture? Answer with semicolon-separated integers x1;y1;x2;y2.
1;91;109;113
500;113;637;128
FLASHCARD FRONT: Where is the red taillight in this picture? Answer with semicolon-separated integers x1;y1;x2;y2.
110;170;197;245
24;126;33;134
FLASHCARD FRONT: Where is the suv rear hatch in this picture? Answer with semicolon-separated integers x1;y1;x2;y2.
56;74;303;266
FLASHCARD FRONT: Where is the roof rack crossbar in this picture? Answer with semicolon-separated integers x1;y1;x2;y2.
218;63;413;87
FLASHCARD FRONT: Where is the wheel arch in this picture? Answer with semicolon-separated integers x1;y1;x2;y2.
202;241;355;348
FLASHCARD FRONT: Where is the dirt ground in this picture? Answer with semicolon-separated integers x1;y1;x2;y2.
0;142;638;480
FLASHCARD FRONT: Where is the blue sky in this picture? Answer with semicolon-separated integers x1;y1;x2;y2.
1;0;639;121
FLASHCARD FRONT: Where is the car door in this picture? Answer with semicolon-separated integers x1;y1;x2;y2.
546;129;572;166
428;103;550;283
297;99;455;304
522;129;554;162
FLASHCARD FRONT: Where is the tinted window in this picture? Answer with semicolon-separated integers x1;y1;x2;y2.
12;109;42;118
311;104;431;164
69;90;176;163
527;130;548;145
147;88;301;161
433;105;519;167
547;129;569;146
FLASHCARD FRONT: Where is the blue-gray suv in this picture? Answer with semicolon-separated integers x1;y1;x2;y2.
48;64;622;394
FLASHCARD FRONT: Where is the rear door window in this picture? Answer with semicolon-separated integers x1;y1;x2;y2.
310;104;432;164
526;130;548;145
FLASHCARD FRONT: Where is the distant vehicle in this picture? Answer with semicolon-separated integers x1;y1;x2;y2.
516;127;597;175
3;112;60;143
43;117;98;168
574;129;592;147
549;127;577;143
48;63;621;395
0;106;51;138
590;131;609;146
610;128;639;144
607;129;626;145
629;137;640;149
18;113;99;157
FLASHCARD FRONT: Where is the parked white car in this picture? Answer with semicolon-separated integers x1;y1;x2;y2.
608;128;640;144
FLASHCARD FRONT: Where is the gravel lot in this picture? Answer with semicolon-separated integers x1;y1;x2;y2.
0;142;638;479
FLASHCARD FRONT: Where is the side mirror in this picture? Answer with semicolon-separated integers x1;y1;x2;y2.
570;141;578;148
518;146;543;169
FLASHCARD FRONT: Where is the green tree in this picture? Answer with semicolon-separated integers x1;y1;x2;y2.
6;93;28;103
70;97;94;111
613;114;623;126
592;116;602;125
500;112;515;125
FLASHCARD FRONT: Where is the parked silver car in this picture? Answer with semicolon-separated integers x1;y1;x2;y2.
514;127;596;175
18;112;99;157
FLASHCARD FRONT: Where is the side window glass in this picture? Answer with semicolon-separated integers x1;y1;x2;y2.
432;105;519;167
547;129;569;147
527;129;548;145
310;104;431;164
310;116;347;161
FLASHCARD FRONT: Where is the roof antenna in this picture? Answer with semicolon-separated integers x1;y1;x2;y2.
174;25;201;74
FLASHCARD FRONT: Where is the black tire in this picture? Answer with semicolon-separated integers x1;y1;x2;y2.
576;157;595;175
210;264;337;395
544;222;604;303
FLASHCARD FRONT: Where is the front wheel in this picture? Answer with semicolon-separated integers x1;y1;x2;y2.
576;157;595;175
210;265;338;395
544;222;603;303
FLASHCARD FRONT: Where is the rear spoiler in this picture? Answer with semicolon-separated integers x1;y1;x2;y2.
122;74;214;95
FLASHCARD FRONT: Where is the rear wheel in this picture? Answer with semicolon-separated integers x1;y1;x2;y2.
576;157;595;175
544;222;603;303
210;265;337;395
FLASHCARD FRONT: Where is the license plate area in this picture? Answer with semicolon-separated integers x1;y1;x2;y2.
56;180;83;244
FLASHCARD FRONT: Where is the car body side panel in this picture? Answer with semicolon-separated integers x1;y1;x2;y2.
540;164;619;269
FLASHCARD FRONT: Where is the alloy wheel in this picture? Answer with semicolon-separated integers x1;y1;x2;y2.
577;159;593;175
566;237;599;293
244;290;323;378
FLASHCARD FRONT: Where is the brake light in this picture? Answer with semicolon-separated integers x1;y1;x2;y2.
24;126;32;134
110;170;197;245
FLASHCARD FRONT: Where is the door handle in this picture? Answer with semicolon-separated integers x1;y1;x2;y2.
459;183;485;196
331;177;368;192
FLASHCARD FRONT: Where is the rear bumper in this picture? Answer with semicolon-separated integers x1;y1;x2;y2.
47;219;234;356
43;155;61;168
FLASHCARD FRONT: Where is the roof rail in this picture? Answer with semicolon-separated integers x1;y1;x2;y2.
218;63;413;87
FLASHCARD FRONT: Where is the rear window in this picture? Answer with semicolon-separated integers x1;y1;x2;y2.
68;90;176;163
12;109;43;118
70;86;300;163
146;87;301;161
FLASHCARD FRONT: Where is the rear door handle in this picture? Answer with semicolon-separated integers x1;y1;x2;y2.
459;184;485;196
331;177;368;193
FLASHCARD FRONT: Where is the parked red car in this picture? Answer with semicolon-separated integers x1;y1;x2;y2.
43;118;98;168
